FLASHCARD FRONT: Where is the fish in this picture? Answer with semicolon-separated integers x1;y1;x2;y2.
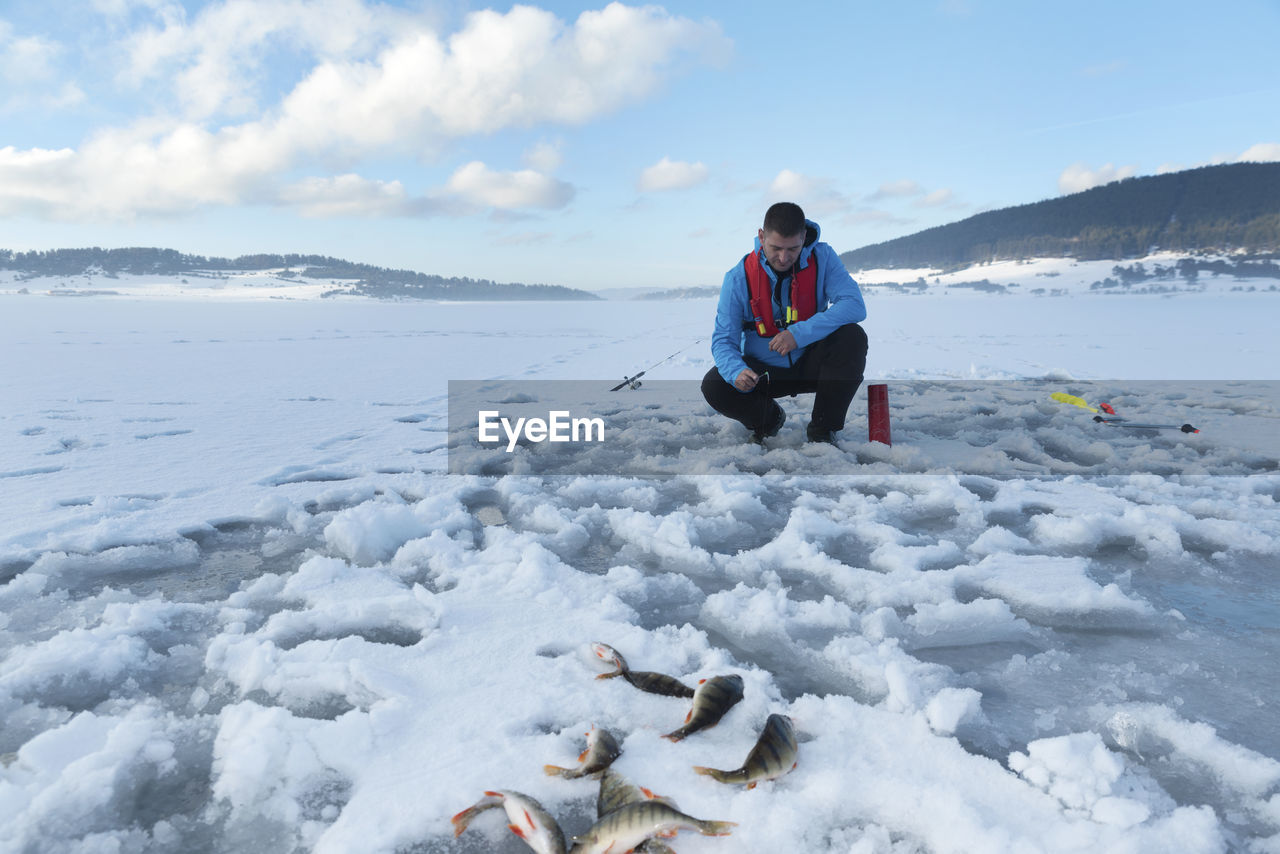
621;669;696;698
569;800;735;854
450;790;567;854
693;713;798;789
590;642;629;679
596;768;651;818
590;642;695;698
595;770;677;854
595;768;679;818
544;726;622;779
661;674;744;742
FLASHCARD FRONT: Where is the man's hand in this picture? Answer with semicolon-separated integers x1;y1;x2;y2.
734;368;759;391
769;330;797;356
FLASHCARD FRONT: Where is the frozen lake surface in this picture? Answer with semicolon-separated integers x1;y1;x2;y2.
2;293;1279;853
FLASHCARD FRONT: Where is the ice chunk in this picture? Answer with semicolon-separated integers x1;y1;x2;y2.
955;553;1155;626
1010;732;1126;811
323;493;470;565
925;687;983;736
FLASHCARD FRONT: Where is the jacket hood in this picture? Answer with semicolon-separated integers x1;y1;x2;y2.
804;219;820;246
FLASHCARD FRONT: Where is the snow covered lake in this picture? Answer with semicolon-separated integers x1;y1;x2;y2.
2;291;1279;853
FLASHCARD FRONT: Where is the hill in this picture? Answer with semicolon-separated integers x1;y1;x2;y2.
635;286;720;300
839;162;1280;271
0;247;598;301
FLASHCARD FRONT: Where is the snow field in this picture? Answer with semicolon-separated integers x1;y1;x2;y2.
2;295;1279;853
0;269;354;301
849;253;1280;298
8;470;1278;852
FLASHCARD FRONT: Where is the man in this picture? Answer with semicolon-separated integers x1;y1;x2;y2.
701;202;868;444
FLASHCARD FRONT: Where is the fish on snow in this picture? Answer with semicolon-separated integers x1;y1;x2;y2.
693;713;798;788
544;726;623;779
451;789;566;854
661;674;744;742
595;769;677;854
569;799;735;854
590;642;695;698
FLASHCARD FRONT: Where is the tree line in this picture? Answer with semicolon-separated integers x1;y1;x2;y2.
0;247;598;301
1090;256;1280;290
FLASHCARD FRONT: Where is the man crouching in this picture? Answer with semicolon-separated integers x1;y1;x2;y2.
701;201;869;445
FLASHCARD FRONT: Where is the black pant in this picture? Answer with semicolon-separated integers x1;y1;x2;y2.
701;323;868;433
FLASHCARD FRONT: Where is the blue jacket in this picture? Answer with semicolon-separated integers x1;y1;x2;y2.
711;219;867;385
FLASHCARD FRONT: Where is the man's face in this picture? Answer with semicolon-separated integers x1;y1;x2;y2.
758;228;806;274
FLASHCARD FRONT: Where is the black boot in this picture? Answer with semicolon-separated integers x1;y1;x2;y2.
750;401;786;444
806;420;838;445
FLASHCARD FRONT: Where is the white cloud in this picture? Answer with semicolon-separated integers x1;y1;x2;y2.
767;169;853;217
69;121;281;216
0;23;85;112
916;188;955;207
1058;162;1137;195
1237;142;1280;163
0;2;727;220
865;178;959;209
637;157;708;192
0;146;78;217
278;174;420;217
769;168;820;198
186;1;727;139
121;0;412;120
441;161;574;211
871;179;923;200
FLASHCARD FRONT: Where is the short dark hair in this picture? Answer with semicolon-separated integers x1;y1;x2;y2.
762;202;806;237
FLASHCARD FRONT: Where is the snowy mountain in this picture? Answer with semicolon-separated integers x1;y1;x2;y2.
840;162;1280;271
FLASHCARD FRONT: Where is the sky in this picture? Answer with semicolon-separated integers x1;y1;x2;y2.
2;0;1279;290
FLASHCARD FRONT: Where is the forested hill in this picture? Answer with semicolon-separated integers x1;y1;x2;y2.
839;162;1280;271
0;248;598;301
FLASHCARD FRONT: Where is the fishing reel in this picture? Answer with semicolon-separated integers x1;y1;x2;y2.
609;338;703;393
610;372;646;392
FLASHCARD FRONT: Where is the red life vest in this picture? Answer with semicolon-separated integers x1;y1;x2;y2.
743;250;818;337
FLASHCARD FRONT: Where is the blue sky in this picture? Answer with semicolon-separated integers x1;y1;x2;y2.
2;0;1278;289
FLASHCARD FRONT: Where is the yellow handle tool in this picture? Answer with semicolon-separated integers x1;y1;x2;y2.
1051;392;1097;412
1052;392;1116;415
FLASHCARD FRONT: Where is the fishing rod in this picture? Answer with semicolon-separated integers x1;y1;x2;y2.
610;338;704;391
1093;416;1199;433
1052;391;1199;433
